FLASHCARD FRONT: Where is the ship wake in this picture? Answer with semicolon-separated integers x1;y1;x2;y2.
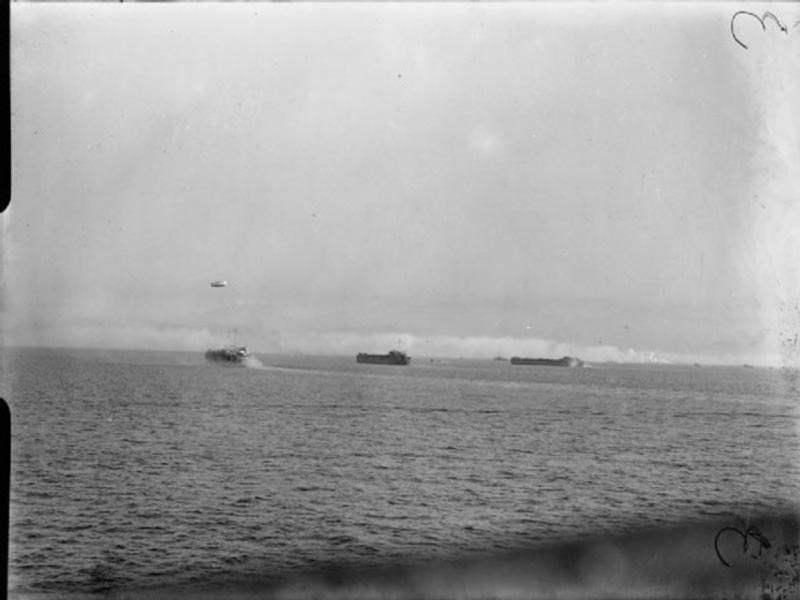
242;355;266;369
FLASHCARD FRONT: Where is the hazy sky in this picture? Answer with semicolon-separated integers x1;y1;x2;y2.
4;3;799;364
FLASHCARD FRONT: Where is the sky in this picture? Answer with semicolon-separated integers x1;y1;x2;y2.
3;2;799;365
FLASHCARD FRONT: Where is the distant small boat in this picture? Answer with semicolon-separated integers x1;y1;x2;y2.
356;350;410;366
510;356;584;367
205;345;249;364
210;280;228;288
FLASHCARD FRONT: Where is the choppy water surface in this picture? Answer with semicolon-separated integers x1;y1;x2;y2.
2;348;799;597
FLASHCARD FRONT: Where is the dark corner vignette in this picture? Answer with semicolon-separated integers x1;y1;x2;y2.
1;398;9;600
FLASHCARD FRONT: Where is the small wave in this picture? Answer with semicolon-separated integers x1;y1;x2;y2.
328;534;358;545
231;497;256;506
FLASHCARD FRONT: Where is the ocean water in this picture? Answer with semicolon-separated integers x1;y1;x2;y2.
2;347;799;598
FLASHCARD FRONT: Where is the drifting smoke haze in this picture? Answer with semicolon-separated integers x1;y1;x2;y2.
11;322;219;353
238;331;774;366
9;318;771;365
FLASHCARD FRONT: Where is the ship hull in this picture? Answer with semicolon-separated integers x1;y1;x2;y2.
205;346;250;364
510;356;583;367
356;351;410;366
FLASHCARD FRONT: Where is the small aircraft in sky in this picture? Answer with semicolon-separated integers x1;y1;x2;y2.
210;280;228;288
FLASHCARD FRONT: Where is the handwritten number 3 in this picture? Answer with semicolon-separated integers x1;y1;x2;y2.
714;525;772;567
730;11;791;50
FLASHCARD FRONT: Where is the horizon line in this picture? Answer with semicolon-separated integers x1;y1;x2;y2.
1;343;788;370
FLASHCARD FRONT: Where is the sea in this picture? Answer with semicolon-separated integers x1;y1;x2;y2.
2;347;799;599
